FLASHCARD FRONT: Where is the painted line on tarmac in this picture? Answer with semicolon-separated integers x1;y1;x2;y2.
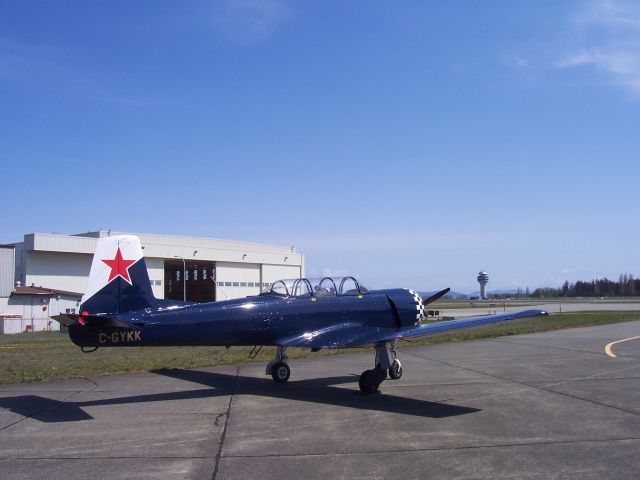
605;336;640;358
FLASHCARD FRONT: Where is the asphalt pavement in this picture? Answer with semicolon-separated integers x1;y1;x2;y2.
1;320;639;479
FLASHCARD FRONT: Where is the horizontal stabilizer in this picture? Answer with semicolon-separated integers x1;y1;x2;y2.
51;314;138;330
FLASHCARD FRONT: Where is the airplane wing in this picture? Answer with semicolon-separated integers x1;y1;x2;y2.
277;309;548;349
277;322;392;349
390;309;548;341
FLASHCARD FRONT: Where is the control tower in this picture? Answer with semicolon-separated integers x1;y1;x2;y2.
477;271;489;299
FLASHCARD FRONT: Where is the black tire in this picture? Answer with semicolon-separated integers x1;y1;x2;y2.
389;361;403;380
358;369;380;394
271;362;290;383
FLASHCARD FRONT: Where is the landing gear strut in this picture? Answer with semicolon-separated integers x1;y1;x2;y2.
266;346;290;383
358;343;392;394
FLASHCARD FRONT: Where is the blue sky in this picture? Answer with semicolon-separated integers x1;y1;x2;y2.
1;0;638;292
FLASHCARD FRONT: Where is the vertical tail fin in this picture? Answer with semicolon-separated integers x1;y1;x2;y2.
81;235;158;314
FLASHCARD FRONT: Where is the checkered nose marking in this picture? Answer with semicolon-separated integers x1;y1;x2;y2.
406;289;425;324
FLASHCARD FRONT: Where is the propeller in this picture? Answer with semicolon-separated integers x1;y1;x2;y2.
422;287;450;306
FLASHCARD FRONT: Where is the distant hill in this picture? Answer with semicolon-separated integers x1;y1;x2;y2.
419;290;468;300
469;289;521;296
419;288;521;300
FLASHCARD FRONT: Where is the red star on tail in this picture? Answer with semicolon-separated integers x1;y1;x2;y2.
102;246;136;284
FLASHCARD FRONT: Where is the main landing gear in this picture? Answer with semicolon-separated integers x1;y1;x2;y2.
358;342;403;394
264;343;403;393
266;346;290;383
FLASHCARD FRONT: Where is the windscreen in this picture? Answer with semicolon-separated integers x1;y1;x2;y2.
262;276;368;297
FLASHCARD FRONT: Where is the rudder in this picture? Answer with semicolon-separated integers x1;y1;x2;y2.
81;235;158;314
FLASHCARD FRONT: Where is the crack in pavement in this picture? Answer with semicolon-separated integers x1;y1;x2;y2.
219;436;640;459
211;365;239;480
3;437;640;461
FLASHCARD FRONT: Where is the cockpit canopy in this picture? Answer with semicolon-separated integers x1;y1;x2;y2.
261;277;369;298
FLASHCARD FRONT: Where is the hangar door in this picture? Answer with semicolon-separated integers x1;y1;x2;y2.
262;264;303;285
164;259;216;302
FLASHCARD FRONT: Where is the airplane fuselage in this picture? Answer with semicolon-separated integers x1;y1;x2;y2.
68;288;422;348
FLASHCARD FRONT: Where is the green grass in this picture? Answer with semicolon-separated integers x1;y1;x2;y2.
0;311;638;385
429;301;536;309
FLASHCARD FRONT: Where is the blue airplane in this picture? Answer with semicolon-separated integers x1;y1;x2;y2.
53;235;548;393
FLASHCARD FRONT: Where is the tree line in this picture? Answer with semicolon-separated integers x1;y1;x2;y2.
484;274;639;299
532;274;638;298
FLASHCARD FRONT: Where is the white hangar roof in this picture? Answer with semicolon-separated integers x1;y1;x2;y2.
21;231;303;266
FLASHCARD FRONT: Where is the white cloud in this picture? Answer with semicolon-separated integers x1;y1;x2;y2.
0;37;154;106
556;0;640;97
509;55;530;69
211;0;293;44
578;0;640;30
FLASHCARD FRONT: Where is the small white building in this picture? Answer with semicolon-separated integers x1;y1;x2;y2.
1;231;304;333
1;285;82;334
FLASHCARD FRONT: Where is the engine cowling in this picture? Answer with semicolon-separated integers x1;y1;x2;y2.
384;289;425;327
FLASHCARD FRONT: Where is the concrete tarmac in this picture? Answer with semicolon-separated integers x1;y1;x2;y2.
1;320;640;479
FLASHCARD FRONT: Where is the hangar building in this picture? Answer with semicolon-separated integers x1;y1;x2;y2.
0;231;304;333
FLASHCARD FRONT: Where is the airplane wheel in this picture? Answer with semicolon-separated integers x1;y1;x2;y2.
359;368;386;394
389;360;402;380
271;362;290;383
359;370;378;394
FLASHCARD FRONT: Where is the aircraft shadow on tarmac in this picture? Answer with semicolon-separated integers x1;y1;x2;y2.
0;369;480;423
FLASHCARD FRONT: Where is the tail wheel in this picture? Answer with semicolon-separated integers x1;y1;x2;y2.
389;360;402;380
271;362;290;383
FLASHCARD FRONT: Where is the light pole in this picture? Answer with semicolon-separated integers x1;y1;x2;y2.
174;256;186;301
